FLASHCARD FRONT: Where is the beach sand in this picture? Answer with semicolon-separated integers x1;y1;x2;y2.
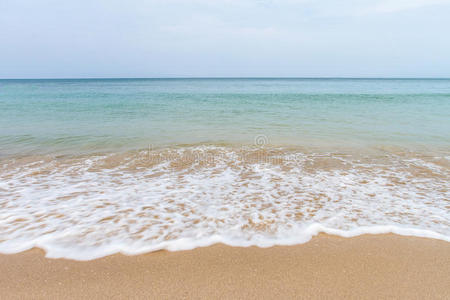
1;234;449;299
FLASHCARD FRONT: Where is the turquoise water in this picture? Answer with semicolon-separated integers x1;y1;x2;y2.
1;78;449;156
1;78;449;259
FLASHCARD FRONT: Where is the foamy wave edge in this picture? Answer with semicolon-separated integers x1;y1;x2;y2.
1;224;449;261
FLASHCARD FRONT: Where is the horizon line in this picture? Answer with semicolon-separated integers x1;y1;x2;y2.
1;76;449;80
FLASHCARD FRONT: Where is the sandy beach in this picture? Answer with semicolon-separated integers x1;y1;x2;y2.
2;0;450;298
1;234;449;299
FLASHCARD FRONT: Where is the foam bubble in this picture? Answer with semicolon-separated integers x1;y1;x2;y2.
0;146;449;260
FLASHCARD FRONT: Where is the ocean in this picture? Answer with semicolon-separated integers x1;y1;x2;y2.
0;78;449;259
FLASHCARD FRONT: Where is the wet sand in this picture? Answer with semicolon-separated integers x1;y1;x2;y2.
1;234;449;299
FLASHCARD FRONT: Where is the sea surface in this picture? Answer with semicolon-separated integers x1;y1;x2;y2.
0;78;449;260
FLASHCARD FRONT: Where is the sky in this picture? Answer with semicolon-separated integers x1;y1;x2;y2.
1;0;450;78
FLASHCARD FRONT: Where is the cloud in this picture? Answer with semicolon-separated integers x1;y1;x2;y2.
1;0;450;78
360;0;450;14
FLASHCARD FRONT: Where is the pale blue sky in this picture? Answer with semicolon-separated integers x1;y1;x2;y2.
1;0;450;78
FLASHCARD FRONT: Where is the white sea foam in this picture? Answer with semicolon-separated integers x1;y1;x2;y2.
0;146;449;260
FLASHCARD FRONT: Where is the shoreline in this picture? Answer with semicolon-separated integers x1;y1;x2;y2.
2;225;450;261
1;234;449;299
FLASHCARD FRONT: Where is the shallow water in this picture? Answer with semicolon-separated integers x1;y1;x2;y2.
0;79;449;259
1;78;449;155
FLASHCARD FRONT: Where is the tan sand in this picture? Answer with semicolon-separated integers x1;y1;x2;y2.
1;234;449;299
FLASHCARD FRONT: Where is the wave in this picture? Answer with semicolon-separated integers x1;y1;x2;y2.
1;224;449;261
0;146;449;260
